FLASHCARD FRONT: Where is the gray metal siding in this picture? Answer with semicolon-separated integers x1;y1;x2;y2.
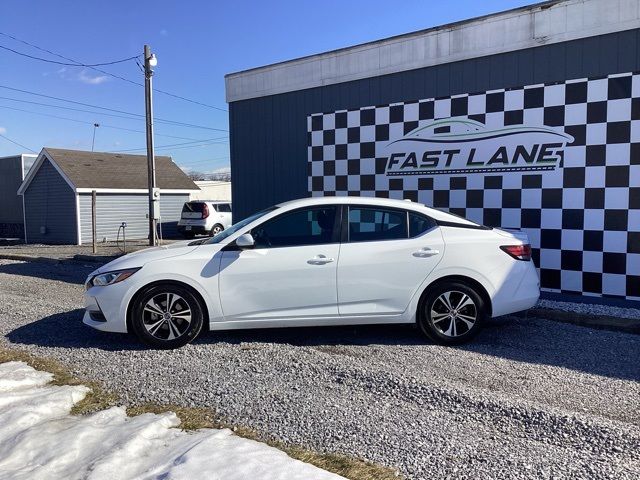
229;29;640;220
78;193;189;243
23;159;76;244
0;156;24;236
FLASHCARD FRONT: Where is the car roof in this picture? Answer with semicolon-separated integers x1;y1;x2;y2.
275;196;479;226
188;200;231;204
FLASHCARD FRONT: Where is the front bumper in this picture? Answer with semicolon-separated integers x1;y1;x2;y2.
83;284;130;333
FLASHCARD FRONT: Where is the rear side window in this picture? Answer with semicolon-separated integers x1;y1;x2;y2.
252;206;338;248
409;212;437;237
348;207;407;242
217;203;231;213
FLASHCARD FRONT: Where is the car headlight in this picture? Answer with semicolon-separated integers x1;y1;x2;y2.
89;268;140;287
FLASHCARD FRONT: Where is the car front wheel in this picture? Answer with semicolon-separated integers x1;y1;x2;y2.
130;284;204;349
418;282;485;345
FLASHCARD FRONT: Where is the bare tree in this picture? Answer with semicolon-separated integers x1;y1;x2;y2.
187;171;208;181
208;172;231;182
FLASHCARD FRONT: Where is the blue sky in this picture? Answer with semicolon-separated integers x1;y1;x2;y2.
0;0;532;174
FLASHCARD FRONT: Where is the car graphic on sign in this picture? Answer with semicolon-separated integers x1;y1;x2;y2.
383;117;574;176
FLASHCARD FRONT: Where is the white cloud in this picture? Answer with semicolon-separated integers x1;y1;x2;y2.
210;166;231;175
160;29;168;36
0;127;6;135
78;69;109;85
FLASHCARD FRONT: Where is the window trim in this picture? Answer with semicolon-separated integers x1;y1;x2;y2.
249;205;342;250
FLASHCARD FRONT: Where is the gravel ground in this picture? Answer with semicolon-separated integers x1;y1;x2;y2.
538;298;640;320
0;259;639;479
0;241;175;261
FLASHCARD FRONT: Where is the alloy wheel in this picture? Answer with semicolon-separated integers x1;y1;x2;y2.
430;290;477;337
142;292;192;341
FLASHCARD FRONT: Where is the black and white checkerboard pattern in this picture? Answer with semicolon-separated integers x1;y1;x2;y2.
307;72;640;301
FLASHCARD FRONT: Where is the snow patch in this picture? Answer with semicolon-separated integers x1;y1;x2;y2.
0;361;345;480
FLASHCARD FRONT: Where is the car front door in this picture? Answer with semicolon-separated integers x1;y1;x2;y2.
218;205;341;321
337;205;444;316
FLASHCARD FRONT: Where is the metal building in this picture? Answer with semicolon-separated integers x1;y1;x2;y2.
0;154;36;238
225;0;640;305
17;148;199;244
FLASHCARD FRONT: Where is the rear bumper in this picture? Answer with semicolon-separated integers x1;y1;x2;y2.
491;260;540;317
177;225;209;235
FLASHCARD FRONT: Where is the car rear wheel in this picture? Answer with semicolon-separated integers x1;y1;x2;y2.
418;282;485;345
210;224;224;236
131;284;204;349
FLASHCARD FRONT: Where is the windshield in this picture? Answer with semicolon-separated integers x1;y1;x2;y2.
192;206;278;245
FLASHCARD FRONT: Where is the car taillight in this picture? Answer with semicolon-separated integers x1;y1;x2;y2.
500;244;532;261
202;204;209;219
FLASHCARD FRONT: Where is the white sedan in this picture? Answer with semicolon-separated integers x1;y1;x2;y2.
83;197;539;349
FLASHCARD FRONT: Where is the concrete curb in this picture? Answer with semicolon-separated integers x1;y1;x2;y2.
0;253;116;266
515;308;640;335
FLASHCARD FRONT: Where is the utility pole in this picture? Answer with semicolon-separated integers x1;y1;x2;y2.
144;45;158;246
91;123;100;152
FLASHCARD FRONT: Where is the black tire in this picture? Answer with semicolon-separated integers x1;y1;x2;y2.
418;281;485;345
130;283;204;349
209;224;224;236
181;231;195;239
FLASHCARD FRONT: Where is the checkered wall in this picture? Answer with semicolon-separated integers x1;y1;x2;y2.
307;72;640;301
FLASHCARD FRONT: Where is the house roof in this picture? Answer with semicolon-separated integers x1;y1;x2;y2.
19;148;199;193
45;148;199;190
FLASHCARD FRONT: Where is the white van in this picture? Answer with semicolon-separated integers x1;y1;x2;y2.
177;201;232;238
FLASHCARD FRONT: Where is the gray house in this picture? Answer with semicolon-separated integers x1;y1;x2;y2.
0;154;37;238
17;148;199;244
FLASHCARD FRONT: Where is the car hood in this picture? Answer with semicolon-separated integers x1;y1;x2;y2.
93;240;211;274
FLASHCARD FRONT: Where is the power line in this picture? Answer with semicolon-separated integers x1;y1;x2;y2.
109;137;228;153
0;31;228;112
0;85;228;132
179;157;230;166
156;141;228;152
0;104;221;142
0;95;152;123
0;133;37;153
0;44;139;67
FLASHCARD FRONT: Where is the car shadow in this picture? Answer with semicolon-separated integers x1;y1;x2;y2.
194;316;639;382
7;309;639;381
458;314;640;382
0;260;96;285
5;309;145;351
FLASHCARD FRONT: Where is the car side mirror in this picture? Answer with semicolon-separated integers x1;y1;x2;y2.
235;233;255;249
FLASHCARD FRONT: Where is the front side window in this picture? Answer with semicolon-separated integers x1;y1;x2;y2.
348;207;407;242
252;206;338;248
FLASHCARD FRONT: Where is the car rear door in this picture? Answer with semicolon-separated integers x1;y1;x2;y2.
218;205;341;321
337;205;444;316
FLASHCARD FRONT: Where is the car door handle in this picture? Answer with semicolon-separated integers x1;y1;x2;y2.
307;254;335;265
413;248;440;258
